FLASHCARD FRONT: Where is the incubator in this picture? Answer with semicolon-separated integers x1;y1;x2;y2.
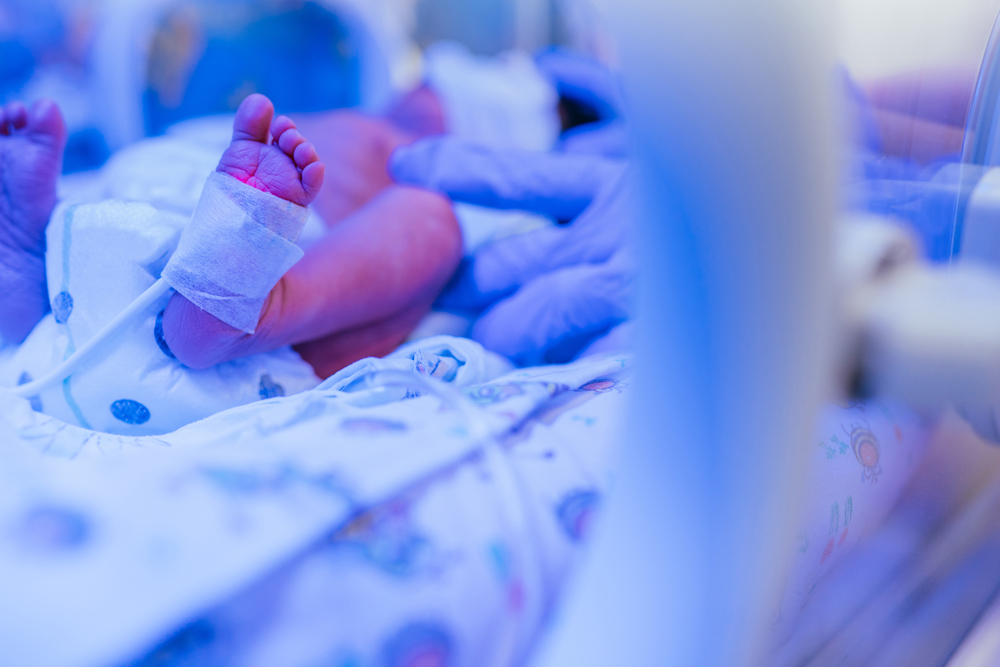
11;1;1000;667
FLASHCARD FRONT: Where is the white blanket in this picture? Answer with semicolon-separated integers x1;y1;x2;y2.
0;343;630;667
0;342;931;667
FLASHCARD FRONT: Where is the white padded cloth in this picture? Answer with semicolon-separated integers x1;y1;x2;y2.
0;198;319;437
162;171;310;334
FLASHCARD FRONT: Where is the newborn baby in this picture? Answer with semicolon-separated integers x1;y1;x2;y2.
0;94;463;379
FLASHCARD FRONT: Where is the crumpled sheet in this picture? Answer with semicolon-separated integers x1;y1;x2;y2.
0;333;932;667
0;340;630;667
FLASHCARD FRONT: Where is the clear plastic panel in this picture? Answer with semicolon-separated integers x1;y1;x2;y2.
838;0;1000;262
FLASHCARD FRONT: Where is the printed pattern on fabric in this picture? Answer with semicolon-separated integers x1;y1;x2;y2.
0;342;627;667
0;333;931;667
771;400;931;643
130;356;629;667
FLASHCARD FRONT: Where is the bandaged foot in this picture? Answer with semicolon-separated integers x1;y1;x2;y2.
162;94;325;368
0;100;67;344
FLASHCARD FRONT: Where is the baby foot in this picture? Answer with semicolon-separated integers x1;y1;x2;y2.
0;99;67;344
162;94;325;368
215;93;325;206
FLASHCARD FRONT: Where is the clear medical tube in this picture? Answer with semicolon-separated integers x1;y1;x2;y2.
351;369;493;445
9;278;172;399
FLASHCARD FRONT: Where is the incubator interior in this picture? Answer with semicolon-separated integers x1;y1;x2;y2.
6;1;1000;666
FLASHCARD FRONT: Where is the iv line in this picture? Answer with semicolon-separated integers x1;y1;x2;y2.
10;278;172;399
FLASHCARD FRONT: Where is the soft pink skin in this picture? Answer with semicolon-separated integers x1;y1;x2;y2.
291;86;446;227
0;99;67;344
215;94;325;205
163;92;463;376
386;85;449;140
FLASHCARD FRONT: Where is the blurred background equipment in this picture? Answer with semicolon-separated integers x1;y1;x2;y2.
141;1;362;136
0;0;612;171
837;0;999;80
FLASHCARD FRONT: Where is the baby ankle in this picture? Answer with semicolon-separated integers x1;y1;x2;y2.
161;293;253;369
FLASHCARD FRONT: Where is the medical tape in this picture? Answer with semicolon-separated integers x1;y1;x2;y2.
162;171;310;334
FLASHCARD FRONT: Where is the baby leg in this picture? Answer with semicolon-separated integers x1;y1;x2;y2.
162;93;461;375
292;111;415;227
163;185;463;375
0;100;67;344
159;93;323;359
292;87;446;227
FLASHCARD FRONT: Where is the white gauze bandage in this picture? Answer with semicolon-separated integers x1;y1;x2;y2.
162;171;310;333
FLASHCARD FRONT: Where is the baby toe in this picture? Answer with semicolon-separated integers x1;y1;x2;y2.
301;161;325;199
293;141;319;168
278;128;307;157
3;102;28;132
232;93;274;143
270;115;296;142
27;99;67;147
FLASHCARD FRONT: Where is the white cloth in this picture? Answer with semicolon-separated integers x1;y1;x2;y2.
162;171;310;333
101;120;331;249
0;342;630;667
0;196;319;437
0;328;932;667
140;360;629;667
454;203;554;256
770;400;930;644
